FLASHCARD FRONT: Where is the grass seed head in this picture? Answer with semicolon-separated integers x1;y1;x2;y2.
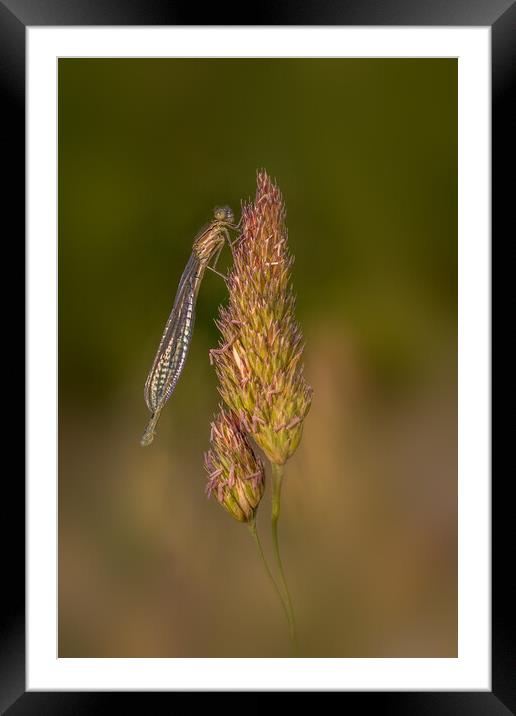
213;170;313;465
204;408;265;523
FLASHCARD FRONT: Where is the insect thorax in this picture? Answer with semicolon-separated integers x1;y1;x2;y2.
193;223;227;262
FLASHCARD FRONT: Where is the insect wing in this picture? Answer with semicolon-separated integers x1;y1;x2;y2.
144;252;201;412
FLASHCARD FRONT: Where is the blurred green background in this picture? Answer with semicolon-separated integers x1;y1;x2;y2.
58;59;457;657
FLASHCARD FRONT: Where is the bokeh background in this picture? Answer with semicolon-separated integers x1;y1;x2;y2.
58;59;457;657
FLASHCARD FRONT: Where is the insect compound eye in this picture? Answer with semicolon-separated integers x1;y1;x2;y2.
214;206;233;223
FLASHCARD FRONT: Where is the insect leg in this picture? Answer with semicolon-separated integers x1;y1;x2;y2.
206;264;228;281
206;236;228;281
211;239;225;270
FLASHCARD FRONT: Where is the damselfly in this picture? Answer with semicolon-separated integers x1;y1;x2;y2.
141;206;237;446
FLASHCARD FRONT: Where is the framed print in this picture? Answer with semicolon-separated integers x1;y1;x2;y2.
1;0;512;712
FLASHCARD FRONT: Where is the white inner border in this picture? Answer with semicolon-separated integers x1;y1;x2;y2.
27;27;490;691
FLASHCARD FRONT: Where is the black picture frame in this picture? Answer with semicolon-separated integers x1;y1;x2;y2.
2;0;511;712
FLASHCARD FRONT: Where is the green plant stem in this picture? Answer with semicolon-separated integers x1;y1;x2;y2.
248;518;292;633
271;462;298;653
